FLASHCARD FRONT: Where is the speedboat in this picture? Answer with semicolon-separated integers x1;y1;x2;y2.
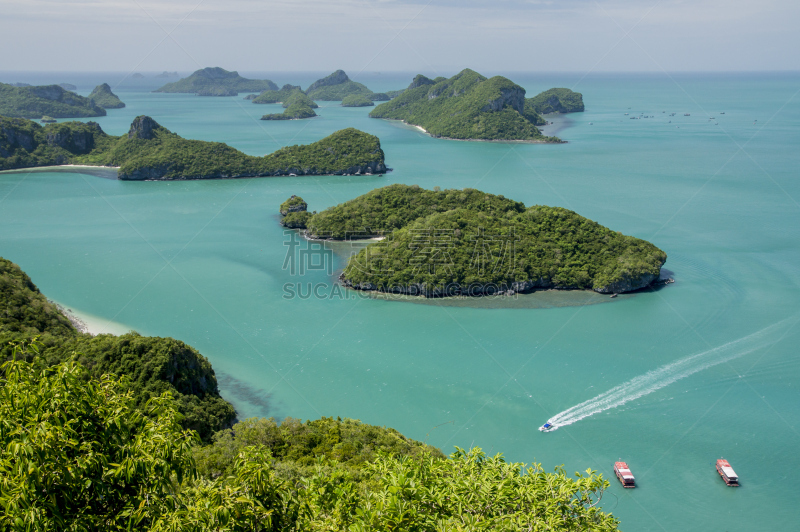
539;422;556;432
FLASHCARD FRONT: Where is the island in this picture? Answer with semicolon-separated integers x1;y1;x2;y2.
88;83;126;109
0;82;105;119
527;87;585;114
279;195;313;227
154;67;277;95
285;184;666;296
155;71;179;78
370;69;584;142
248;84;302;103
0;115;387;179
342;94;374;107
1;256;620;531
305;70;373;101
260;92;318;120
131;73;146;79
196;87;238;97
59;83;77;91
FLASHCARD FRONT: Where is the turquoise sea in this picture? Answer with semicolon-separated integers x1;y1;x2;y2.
1;71;799;530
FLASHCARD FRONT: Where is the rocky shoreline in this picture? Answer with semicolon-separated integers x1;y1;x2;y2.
52;301;90;334
387;119;565;144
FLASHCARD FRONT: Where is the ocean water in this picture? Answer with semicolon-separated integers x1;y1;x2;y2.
1;71;799;531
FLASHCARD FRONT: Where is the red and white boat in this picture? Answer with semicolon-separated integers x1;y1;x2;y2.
716;459;739;486
614;461;635;488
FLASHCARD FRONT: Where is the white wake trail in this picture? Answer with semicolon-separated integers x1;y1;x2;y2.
544;320;791;431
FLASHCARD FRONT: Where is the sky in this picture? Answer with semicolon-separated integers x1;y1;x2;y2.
1;0;798;73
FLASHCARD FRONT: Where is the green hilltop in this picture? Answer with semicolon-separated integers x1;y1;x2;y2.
527;87;585;114
154;67;278;95
305;69;373;101
342;94;375;107
287;184;666;295
261;92;319;120
0;115;387;179
88;83;125;109
0;82;105;119
249;84;303;103
370;69;584;141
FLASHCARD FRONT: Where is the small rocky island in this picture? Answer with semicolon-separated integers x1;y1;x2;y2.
279;196;313;228
304;70;374;101
154;67;277;96
342;94;374;107
370;69;584;142
0;115;387;179
88;83;126;109
280;184;666;296
0;82;105;119
261;92;318;120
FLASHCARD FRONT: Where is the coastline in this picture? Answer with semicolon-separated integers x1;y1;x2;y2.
52;301;133;336
0;164;120;175
386;118;563;144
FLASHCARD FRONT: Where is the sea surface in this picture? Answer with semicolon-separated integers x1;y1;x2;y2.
1;71;799;531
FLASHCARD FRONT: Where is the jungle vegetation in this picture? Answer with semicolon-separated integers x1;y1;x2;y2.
154;67;278;94
341;94;375;107
88;83;126;109
0;82;106;118
0;116;386;179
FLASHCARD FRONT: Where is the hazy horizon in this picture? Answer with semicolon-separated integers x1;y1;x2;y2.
2;0;797;74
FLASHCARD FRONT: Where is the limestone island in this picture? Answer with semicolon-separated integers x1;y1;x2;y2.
342;94;374;107
0;115;387;179
304;70;374;101
279;195;313;228
154;67;277;95
260;92;318;121
369;69;584;142
281;184;666;296
88;83;125;109
248;84;302;103
0;82;105;119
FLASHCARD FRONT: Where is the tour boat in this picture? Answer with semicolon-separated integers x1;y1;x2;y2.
539;422;555;432
614;462;636;488
716;459;739;486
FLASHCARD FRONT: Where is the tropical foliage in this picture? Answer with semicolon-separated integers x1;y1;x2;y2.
341;204;666;294
0;116;386;178
527;88;585;114
341;94;375;107
154;67;277;94
0;82;106;118
88;83;126;109
305;70;374;101
251;85;304;104
280;195;308;215
369;69;558;141
0;257;235;440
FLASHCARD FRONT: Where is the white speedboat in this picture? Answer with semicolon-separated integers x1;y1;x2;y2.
539;422;556;432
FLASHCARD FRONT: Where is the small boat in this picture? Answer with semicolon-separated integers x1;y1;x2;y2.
670;112;676;116
716;458;739;486
684;113;691;116
539;422;555;432
610;293;617;298
589;122;593;125
720;112;726;115
624;113;629;115
614;461;636;488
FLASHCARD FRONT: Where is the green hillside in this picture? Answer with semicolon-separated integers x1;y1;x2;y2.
0;82;106;119
88;83;125;109
154;67;277;94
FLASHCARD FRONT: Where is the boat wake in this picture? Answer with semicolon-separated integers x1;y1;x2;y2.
543;319;792;431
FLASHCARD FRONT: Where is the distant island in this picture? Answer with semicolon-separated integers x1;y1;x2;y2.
155;71;179;78
154;67;277;95
342;94;374;107
527;87;585;114
282;184;666;296
88;83;125;109
59;83;77;91
248;84;302;103
0;82;105;119
131;73;146;79
370;69;584;142
261;92;318;120
305;70;373;101
0;115;387;179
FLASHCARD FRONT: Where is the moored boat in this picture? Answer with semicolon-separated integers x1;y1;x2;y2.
614;461;636;488
716;458;739;486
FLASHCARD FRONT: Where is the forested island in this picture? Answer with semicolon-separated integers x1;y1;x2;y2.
87;82;126;109
370;69;584;141
260;92;318;120
281;184;667;295
0;254;621;530
0;82;105;118
248;84;302;103
305;69;374;101
0;115;387;179
342;94;375;107
153;67;278;95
